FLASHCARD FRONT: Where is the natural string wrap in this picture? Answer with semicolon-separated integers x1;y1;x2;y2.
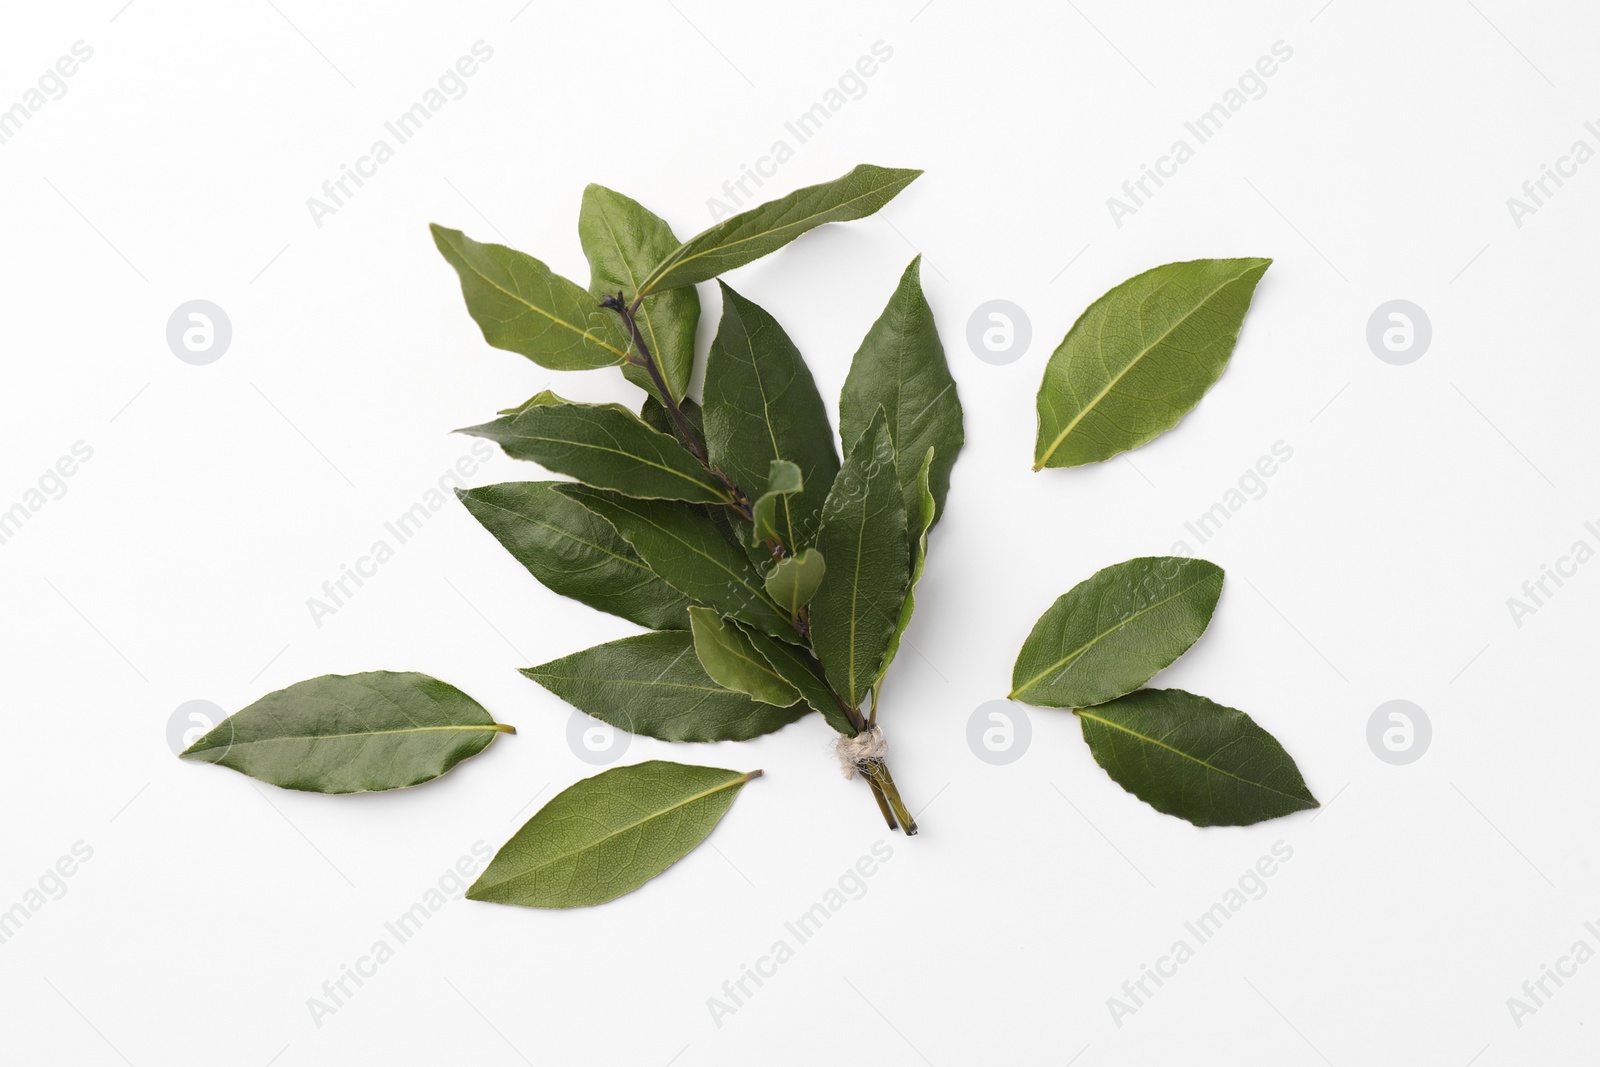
834;724;888;779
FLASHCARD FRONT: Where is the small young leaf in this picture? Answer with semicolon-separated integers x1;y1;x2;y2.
459;392;731;504
704;285;840;549
456;481;690;631
875;449;936;689
1075;688;1318;826
750;460;803;545
640;394;704;439
179;672;512;793
764;548;826;617
431;225;629;371
811;412;910;707
1010;556;1223;709
468;761;761;908
1034;258;1271;469
579;184;699;401
689;608;803;708
840;257;964;522
522;631;806;742
637;164;922;295
556;485;795;640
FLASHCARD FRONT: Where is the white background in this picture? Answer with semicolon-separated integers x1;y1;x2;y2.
2;0;1595;1063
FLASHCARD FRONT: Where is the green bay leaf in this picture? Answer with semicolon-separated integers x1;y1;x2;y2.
459;392;730;504
637;164;921;295
431;224;629;371
689;607;803;708
1076;688;1319;826
456;481;690;630
840;257;963;522
764;547;826;618
1034;257;1271;469
179;672;512;793
810;412;910;707
468;760;761;908
522;630;805;742
555;485;794;640
704;285;840;549
1011;556;1223;709
579;184;699;401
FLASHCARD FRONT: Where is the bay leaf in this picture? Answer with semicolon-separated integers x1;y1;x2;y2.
875;449;935;689
179;672;512;793
579;184;699;401
688;607;803;708
522;630;805;742
459;391;730;504
810;412;910;707
1010;556;1223;709
750;460;803;546
431;224;629;371
1034;258;1271;469
704;285;839;549
637;164;921;295
839;257;963;522
555;485;794;640
468;761;761;908
764;547;826;617
1076;688;1319;826
456;481;690;631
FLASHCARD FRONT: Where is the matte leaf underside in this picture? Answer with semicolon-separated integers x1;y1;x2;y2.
1075;688;1318;826
180;672;512;793
1034;257;1271;469
468;761;760;908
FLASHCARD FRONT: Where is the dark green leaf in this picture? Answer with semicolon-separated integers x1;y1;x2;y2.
689;607;802;708
810;412;910;707
640;395;704;438
704;285;840;549
456;481;690;630
876;449;935;689
637;164;922;295
1035;258;1271;468
1010;556;1223;708
468;761;761;908
431;224;629;371
1076;688;1319;826
522;630;805;742
839;257;963;522
579;184;699;401
179;672;512;793
556;485;794;640
459;391;730;504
